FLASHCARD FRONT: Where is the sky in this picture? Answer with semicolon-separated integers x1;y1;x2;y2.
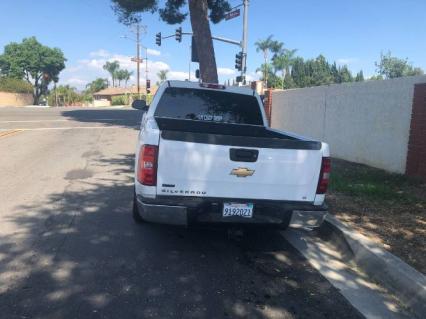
0;0;425;89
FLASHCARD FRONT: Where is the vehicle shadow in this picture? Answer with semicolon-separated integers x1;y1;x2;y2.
0;153;363;319
61;109;144;129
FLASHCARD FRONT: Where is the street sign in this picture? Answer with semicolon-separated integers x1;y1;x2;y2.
131;57;143;63
225;9;240;20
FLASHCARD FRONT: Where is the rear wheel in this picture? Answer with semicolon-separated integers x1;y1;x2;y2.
132;192;145;224
279;212;292;230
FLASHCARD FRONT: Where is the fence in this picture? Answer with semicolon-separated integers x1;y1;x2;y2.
0;91;33;106
269;75;426;179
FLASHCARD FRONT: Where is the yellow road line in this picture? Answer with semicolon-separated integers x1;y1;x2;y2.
0;129;23;138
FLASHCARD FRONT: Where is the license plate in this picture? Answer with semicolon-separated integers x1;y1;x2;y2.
223;203;254;218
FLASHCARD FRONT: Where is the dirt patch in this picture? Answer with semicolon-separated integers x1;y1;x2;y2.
328;159;426;274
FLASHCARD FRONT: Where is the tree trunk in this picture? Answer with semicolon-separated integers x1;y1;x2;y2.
33;79;40;105
263;51;268;88
188;0;218;83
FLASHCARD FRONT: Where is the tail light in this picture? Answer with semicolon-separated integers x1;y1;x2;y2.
316;157;331;194
137;145;158;186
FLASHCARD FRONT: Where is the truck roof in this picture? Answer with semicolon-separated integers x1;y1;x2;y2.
164;80;257;96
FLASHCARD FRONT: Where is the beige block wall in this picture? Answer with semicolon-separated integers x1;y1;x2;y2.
93;99;111;107
271;75;426;173
0;91;33;106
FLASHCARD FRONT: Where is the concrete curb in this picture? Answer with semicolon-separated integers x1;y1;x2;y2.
320;214;426;319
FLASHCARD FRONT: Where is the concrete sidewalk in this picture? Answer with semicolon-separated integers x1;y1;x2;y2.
286;214;426;319
320;215;426;318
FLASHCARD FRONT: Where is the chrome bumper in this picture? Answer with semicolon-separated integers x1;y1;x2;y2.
137;200;188;225
137;197;327;228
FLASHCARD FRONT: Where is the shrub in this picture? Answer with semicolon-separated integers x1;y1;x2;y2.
47;85;84;106
130;93;153;105
0;77;33;94
111;95;129;105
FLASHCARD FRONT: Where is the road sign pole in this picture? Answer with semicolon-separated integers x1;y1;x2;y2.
241;0;249;85
145;47;148;94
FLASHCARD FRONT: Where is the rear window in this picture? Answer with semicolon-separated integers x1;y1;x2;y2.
154;87;264;125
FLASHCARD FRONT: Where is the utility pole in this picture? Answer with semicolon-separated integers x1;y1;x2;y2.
145;47;148;94
189;45;191;81
241;0;249;85
136;23;141;98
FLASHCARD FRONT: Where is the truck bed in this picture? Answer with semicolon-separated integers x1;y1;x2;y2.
155;117;321;150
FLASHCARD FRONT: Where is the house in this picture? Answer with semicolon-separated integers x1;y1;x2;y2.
93;86;157;106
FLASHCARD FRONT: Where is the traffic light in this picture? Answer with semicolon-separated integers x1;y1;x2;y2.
146;79;151;89
235;51;243;71
195;69;200;79
155;32;161;46
175;27;182;42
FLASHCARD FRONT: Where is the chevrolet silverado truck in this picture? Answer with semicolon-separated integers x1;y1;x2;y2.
132;81;330;229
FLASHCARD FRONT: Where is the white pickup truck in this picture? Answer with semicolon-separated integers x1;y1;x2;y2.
133;81;330;229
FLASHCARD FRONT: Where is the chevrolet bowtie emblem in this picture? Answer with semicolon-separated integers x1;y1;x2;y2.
230;167;255;177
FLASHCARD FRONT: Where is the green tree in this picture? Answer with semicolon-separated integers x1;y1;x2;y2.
375;51;424;79
48;85;83;106
122;69;132;87
157;69;169;85
369;75;384;81
272;48;297;89
115;69;132;87
103;60;120;87
256;63;282;88
337;65;353;83
331;62;339;83
310;55;334;86
255;35;276;88
86;78;108;93
111;0;231;84
0;37;66;104
290;55;356;88
291;57;308;88
355;70;364;82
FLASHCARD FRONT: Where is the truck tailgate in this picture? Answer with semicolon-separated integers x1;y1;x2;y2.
156;135;323;202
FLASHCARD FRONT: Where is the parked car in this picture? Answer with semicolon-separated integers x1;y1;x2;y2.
133;81;330;229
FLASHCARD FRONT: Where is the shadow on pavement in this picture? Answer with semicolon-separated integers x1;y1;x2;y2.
61;109;144;129
0;153;363;319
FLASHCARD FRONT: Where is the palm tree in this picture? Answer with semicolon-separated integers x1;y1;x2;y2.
270;41;284;60
115;69;124;87
255;35;281;88
115;69;133;87
86;78;108;93
122;70;133;87
157;69;169;85
273;49;298;89
103;60;120;87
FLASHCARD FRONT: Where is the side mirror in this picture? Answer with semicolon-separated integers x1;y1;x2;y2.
132;99;148;111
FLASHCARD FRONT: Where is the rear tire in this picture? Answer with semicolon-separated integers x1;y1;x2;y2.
279;212;292;230
132;192;145;224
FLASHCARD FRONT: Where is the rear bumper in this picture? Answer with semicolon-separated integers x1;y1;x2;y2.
136;195;327;228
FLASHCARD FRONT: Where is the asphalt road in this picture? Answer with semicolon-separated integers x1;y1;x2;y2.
0;107;363;319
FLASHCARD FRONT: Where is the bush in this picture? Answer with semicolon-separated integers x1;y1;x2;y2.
130;93;153;105
111;95;129;105
47;85;84;106
0;77;33;94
